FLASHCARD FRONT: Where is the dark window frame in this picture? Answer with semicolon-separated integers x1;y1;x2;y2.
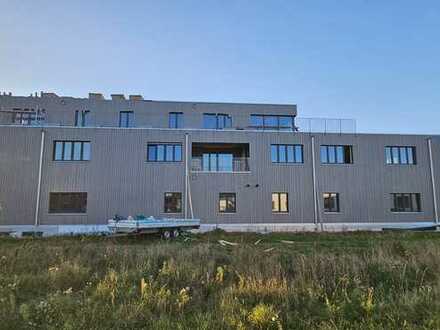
147;143;183;162
272;192;289;213
385;146;416;165
164;192;182;213
323;192;340;213
49;192;87;214
320;145;353;164
75;110;91;127
250;114;295;131
219;193;236;213
169;112;184;128
53;141;91;161
271;144;304;163
391;193;421;212
119;111;134;128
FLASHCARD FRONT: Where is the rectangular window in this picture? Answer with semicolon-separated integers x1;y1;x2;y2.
49;192;87;214
219;193;236;213
203;113;232;129
271;144;303;163
323;193;340;212
53;141;91;161
119;111;134;127
272;193;288;213
147;144;182;162
391;193;421;212
75;110;91;127
164;192;182;213
201;153;234;172
321;145;353;164
250;114;295;131
169;112;183;128
385;146;416;165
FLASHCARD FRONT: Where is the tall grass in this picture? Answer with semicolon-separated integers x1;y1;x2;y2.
0;231;440;329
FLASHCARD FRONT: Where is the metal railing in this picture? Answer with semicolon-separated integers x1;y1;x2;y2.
191;156;250;172
295;117;356;134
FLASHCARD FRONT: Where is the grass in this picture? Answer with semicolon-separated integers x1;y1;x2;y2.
1;230;440;329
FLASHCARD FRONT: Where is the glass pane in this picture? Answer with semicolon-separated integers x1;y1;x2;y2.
203;114;217;129
407;147;414;164
202;154;210;171
279;116;293;131
225;116;232;128
83;111;90;126
400;147;408;164
119;112;126;127
54;142;63;160
219;199;227;212
295;145;303;163
385;147;392;164
218;154;233;172
280;193;288;212
127;112;134;127
271;145;278;162
210;154;218;171
287;145;294;162
82;142;91;160
250;115;264;128
177;113;183;128
157;145;165;161
63;142;72;160
392;147;400;164
264;116;278;129
413;194;421;212
166;145;174;161
279;145;286;162
320;146;328;163
323;193;330;211
272;193;279;212
73;142;82;160
148;145;157;161
336;146;344;163
174;145;182;161
328;146;336;163
169;113;176;128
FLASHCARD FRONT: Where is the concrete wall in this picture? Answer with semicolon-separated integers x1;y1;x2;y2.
0;125;438;226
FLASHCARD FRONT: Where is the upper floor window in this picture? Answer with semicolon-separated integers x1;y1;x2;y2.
119;111;134;127
203;113;232;129
320;145;353;164
147;143;182;162
272;192;288;213
323;193;340;212
219;193;236;213
49;192;87;214
12;108;45;125
391;193;421;212
53;141;91;161
169;112;183;128
75;110;91;127
164;192;182;213
250;115;294;131
385;146;416;165
271;144;303;163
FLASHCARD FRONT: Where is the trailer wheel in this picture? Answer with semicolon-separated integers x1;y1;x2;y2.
172;229;180;238
162;230;171;239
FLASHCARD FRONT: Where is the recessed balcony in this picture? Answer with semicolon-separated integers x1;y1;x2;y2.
191;143;250;173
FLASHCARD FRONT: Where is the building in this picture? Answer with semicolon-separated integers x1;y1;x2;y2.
0;92;439;235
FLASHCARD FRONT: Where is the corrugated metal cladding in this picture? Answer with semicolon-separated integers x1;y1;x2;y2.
0;125;439;226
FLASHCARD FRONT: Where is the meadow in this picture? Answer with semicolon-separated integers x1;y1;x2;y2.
1;230;440;329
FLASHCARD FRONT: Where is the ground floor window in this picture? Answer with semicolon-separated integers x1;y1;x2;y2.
323;193;340;212
272;192;288;213
164;192;182;213
49;192;87;213
391;193;421;212
219;193;236;213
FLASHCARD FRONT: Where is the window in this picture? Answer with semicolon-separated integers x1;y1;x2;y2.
119;111;134;127
250;115;294;131
203;113;232;129
169;112;183;128
321;145;353;164
164;192;182;213
147;144;182;162
391;193;421;212
385;146;416;165
49;192;87;213
53;141;91;161
323;193;340;212
272;193;288;213
75;110;91;127
202;153;234;172
271;144;303;163
219;193;236;213
12;109;45;125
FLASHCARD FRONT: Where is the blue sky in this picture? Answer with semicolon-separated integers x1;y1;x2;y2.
1;0;439;134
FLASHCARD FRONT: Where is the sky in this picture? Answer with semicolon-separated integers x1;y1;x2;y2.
0;0;439;134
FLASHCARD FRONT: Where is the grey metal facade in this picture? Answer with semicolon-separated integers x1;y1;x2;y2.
0;93;438;228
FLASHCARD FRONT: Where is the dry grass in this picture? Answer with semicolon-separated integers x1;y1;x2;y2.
0;230;440;329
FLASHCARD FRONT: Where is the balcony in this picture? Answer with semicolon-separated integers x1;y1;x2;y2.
191;142;250;173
